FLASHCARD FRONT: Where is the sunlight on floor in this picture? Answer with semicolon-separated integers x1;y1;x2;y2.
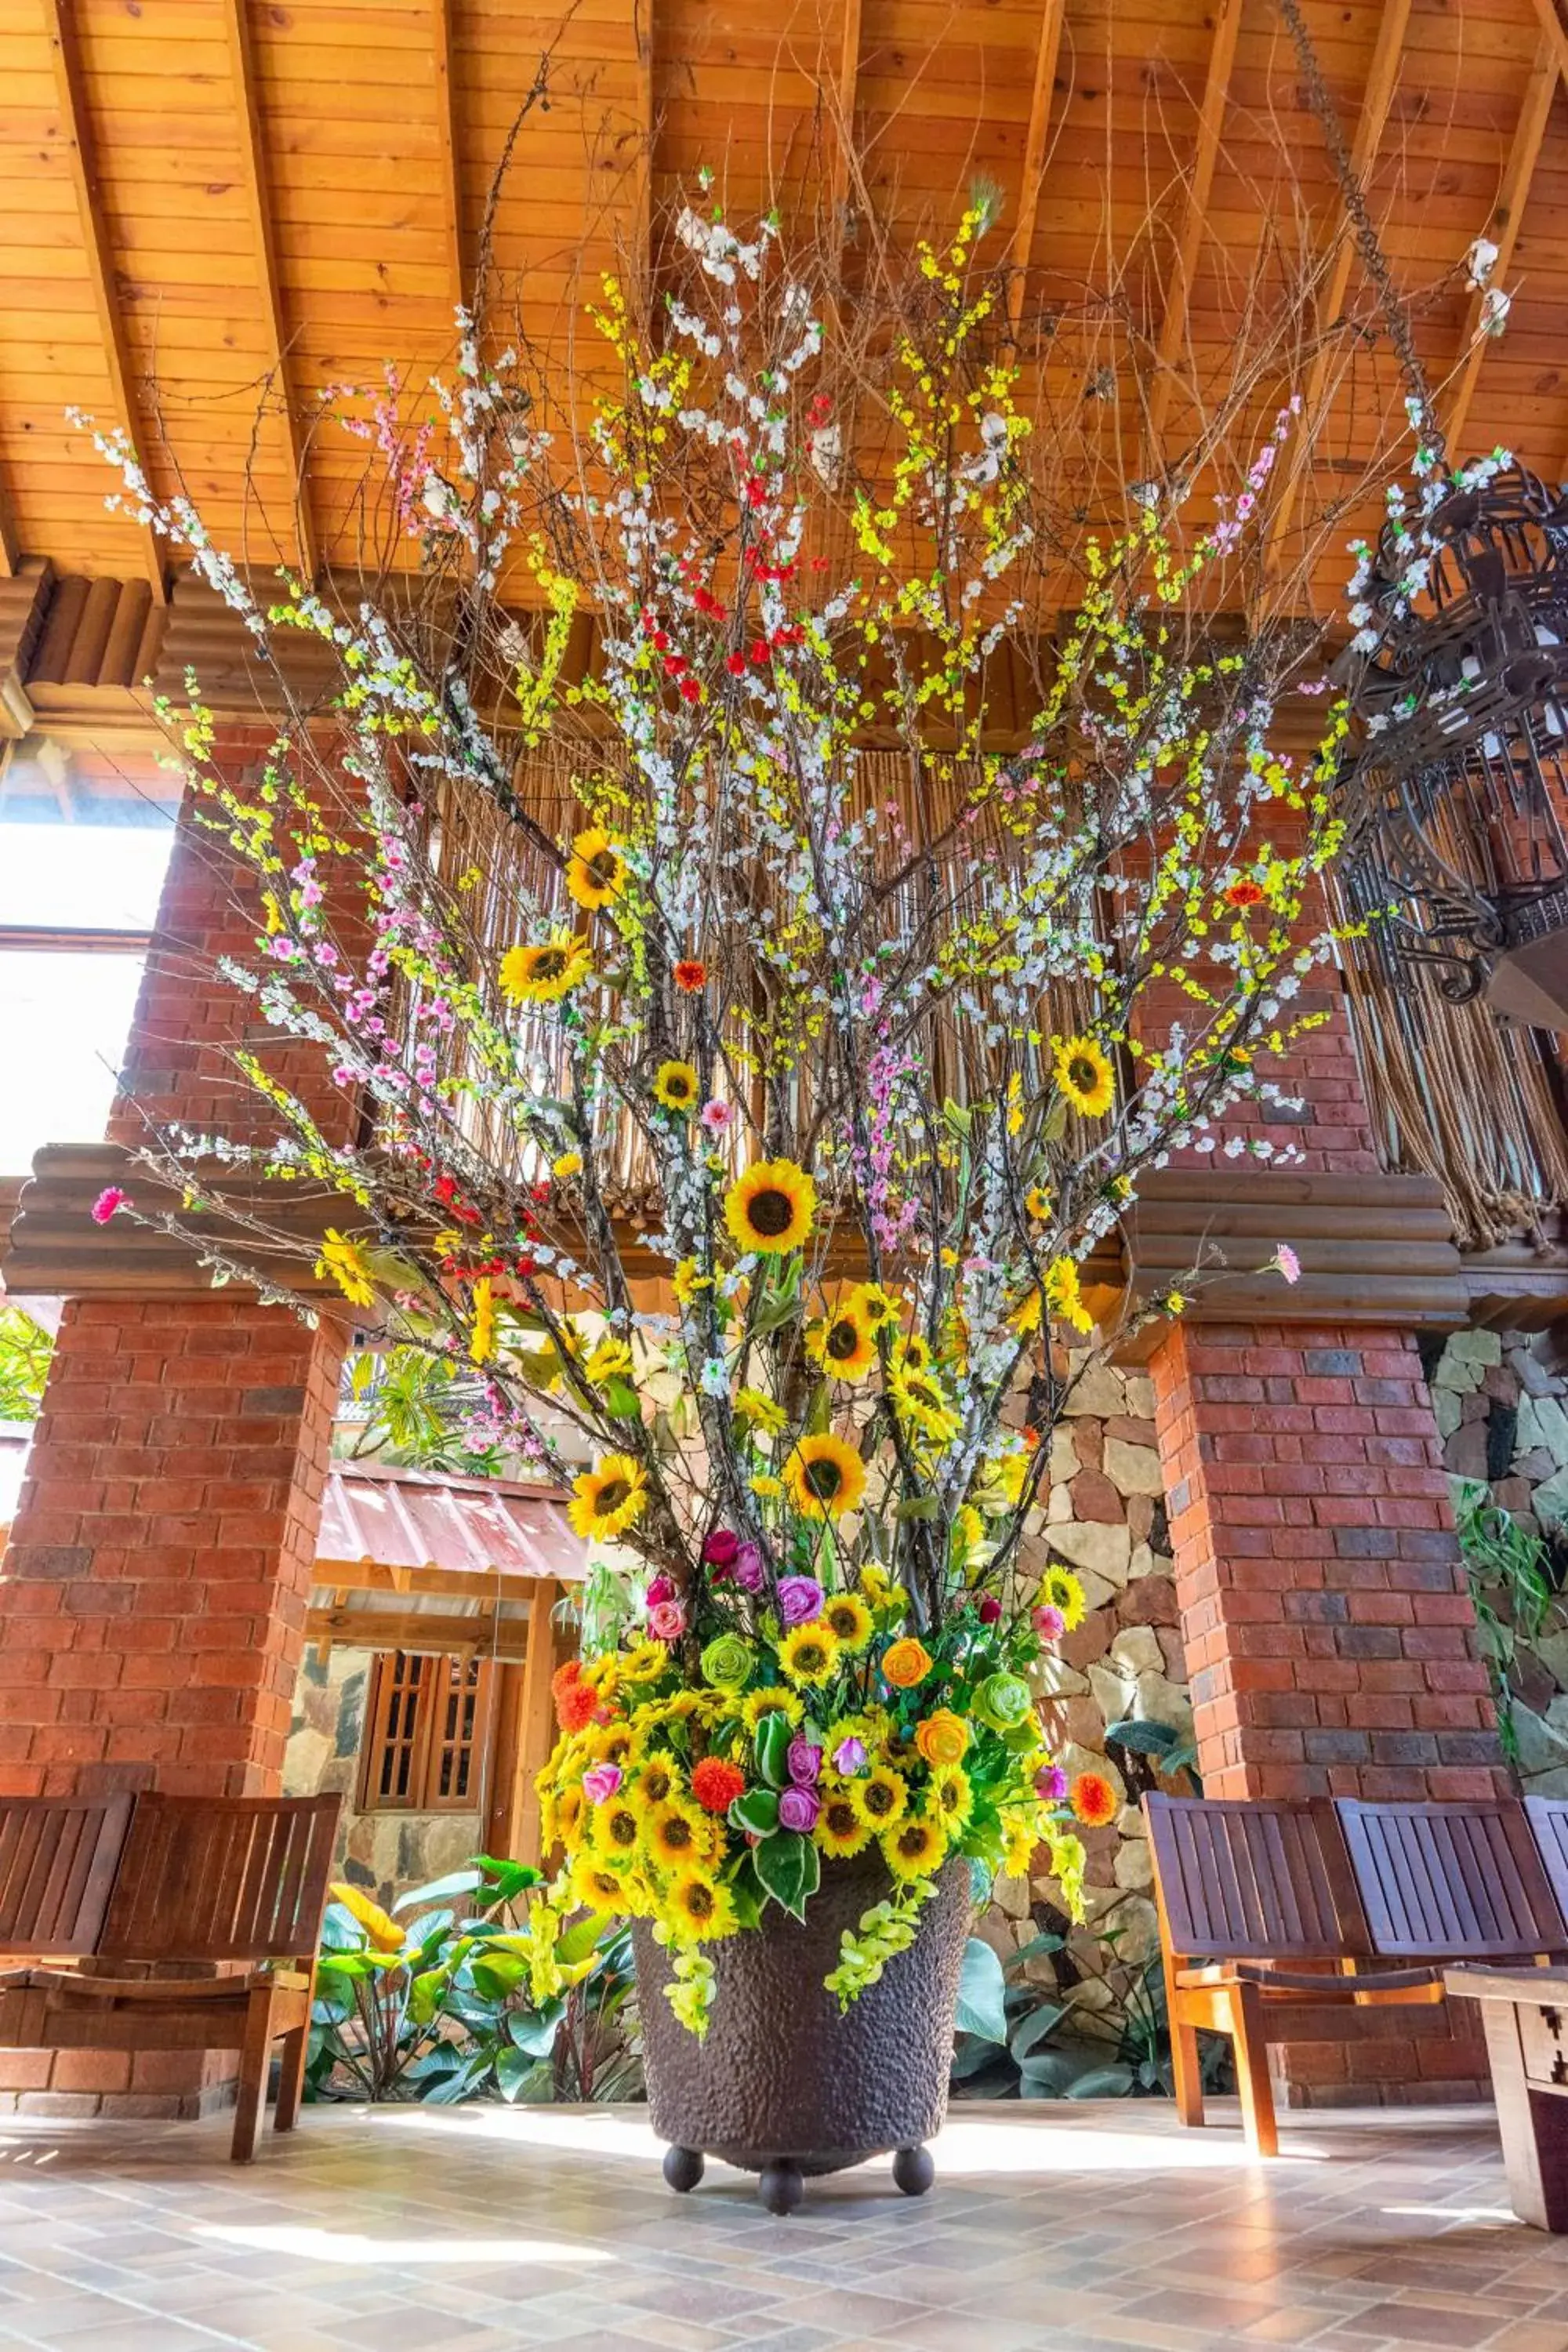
189;2222;615;2267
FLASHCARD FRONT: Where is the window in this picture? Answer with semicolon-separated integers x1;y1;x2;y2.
358;1652;499;1812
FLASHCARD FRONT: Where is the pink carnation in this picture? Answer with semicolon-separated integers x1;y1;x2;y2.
699;1100;733;1134
91;1187;129;1225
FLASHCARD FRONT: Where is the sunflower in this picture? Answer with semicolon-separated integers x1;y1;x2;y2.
570;1853;629;1913
629;1755;678;1809
644;1798;717;1872
1038;1562;1087;1632
895;1331;934;1374
853;1764;908;1831
565;826;630;911
889;1367;961;1446
1054;1033;1115;1119
590;1798;644;1861
734;1385;787;1437
741;1686;804;1733
619;1639;670;1686
315;1229;376;1310
552;1784;586;1849
778;1622;840;1688
807;1302;877;1382
783;1432;866;1521
1070;1770;1119;1828
882;1813;949;1883
567;1454;648;1541
1010;1287;1042;1338
1025;1185;1053;1223
499;935;592;1004
586;1334;633;1386
815;1791;874;1860
1044;1254;1095;1337
724;1158;816;1255
653;1059;699;1112
850;1282;899;1330
822;1592;873;1652
665;1870;738;1944
930;1762;974;1828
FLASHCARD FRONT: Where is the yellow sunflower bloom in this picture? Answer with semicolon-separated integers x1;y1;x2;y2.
469;1276;497;1366
644;1798;717;1873
782;1432;866;1521
1039;1562;1087;1631
1044;1255;1094;1336
735;1385;787;1437
853;1765;909;1832
807;1302;877;1382
821;1592;874;1652
1025;1185;1053;1223
565;826;630;910
889;1367;961;1446
570;1853;630;1914
895;1331;934;1374
664;1870;738;1944
882;1813;949;1883
652;1059;699;1112
590;1797;644;1862
1010;1287;1042;1338
552;1784;586;1849
567;1454;648;1541
724;1158;816;1256
619;1639;670;1686
777;1622;841;1689
930;1762;974;1828
499;935;592;1004
740;1686;804;1733
849;1282;900;1330
315;1230;376;1311
815;1790;874;1860
672;1255;710;1309
1054;1033;1115;1119
750;1472;784;1498
552;1151;583;1179
630;1755;679;1809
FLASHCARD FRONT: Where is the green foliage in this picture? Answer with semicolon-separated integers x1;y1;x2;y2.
338;1346;505;1476
1451;1476;1563;1762
0;1308;51;1423
662;1944;716;2039
1105;1717;1201;1788
308;1853;642;2105
823;1878;932;2010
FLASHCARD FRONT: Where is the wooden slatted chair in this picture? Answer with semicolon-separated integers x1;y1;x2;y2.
1145;1792;1450;2157
0;1794;340;2161
1336;1799;1567;1965
0;1795;134;1958
1525;1794;1568;1923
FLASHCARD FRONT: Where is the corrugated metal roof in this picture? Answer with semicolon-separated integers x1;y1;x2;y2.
317;1461;584;1585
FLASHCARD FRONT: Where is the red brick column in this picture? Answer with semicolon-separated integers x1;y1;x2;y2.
0;731;349;2115
1149;1314;1503;2107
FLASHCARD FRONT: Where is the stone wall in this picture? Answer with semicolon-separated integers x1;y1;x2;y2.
283;1645;485;1903
1426;1325;1568;1791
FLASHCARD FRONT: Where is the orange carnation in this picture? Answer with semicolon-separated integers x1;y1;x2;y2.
691;1757;746;1814
882;1638;933;1690
914;1709;970;1767
551;1659;597;1735
1069;1770;1117;1828
673;959;708;993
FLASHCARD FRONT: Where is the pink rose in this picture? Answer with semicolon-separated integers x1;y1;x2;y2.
1032;1603;1065;1640
648;1599;687;1644
583;1763;622;1805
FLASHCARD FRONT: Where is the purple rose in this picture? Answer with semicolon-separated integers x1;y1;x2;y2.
833;1736;867;1777
733;1544;764;1594
1036;1765;1069;1804
777;1575;823;1626
645;1573;677;1609
778;1785;821;1833
703;1528;740;1567
583;1762;622;1805
787;1736;822;1787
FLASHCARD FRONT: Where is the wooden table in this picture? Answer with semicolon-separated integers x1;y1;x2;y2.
1446;1965;1568;2231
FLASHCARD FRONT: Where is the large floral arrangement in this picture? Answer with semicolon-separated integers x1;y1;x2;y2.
83;186;1363;2035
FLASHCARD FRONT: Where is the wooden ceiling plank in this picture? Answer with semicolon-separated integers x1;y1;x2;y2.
432;0;466;315
1529;0;1568;88
221;0;318;585
1265;0;1413;574
1445;34;1559;459
1007;0;1069;340
1145;0;1246;448
827;0;863;246
39;0;165;601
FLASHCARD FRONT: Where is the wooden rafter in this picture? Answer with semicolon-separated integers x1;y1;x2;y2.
39;0;165;601
432;0;466;315
1530;0;1568;88
1007;0;1069;340
1265;0;1412;574
221;0;317;585
1145;0;1245;448
1445;35;1559;459
826;0;863;245
633;0;656;303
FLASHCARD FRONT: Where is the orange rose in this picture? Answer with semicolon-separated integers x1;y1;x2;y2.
915;1709;969;1767
882;1638;933;1689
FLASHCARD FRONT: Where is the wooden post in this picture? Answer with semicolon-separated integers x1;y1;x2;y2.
495;1580;569;1866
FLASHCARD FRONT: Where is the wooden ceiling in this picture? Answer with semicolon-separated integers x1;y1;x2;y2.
2;0;1568;621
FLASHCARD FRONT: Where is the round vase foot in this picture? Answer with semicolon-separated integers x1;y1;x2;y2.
758;2159;804;2215
662;2145;705;2194
891;2143;935;2198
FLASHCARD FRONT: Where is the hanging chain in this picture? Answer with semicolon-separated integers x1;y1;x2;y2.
1273;0;1446;472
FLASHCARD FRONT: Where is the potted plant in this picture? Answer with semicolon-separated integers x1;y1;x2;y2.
86;187;1359;2207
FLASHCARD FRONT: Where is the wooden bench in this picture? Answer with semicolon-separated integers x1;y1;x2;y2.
1145;1792;1567;2158
0;1791;340;2161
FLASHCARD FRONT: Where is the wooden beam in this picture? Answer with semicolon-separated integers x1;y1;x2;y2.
0;493;18;579
432;0;466;315
1530;0;1568;88
221;0;317;585
304;1605;531;1661
826;0;863;246
39;0;165;603
1265;0;1412;573
1007;0;1069;339
1445;36;1559;459
1145;0;1245;448
632;0;655;307
311;1555;546;1606
509;1583;568;1865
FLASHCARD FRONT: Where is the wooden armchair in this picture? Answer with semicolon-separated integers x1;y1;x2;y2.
0;1792;340;2161
1336;1798;1566;1967
1525;1795;1568;1921
1145;1793;1451;2157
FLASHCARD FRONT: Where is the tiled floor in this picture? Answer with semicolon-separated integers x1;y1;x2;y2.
0;2101;1561;2350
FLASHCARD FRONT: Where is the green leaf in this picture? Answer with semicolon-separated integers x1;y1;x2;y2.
495;2046;551;2103
754;1709;794;1789
753;1828;819;1920
469;1952;528;2001
474;1857;546;1903
1065;2063;1136;2099
1009;2003;1067;2063
1018;2050;1082;2096
604;1377;641;1419
729;1786;780;1838
1005;1929;1066;1966
1105;1718;1179;1756
895;1494;940;1522
508;1998;566;2056
953;1936;1008;2044
555;1915;606;1966
728;1853;764;1929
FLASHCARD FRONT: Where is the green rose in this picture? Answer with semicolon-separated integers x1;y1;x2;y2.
700;1633;753;1690
972;1671;1033;1733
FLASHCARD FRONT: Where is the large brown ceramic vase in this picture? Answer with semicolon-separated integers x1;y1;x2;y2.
633;1853;971;2212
